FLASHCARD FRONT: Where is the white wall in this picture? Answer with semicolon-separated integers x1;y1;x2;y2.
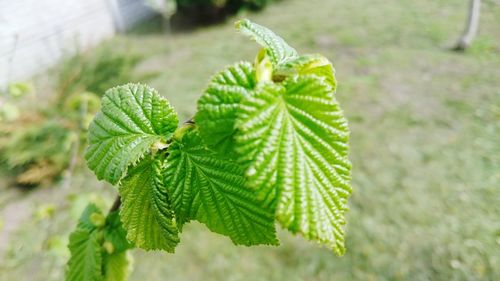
0;0;155;88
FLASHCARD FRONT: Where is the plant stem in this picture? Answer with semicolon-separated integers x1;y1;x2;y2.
109;196;121;213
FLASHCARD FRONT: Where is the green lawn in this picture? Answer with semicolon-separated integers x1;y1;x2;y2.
1;0;499;280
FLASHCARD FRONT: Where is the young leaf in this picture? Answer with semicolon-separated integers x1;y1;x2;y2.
119;156;179;251
235;75;352;255
66;229;103;281
103;211;133;253
164;125;278;246
254;48;273;83
85;83;178;185
77;203;104;231
236;19;298;66
276;54;336;89
196;62;256;156
103;251;133;281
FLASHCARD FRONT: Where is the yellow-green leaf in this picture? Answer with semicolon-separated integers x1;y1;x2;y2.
196;62;256;156
235;75;351;255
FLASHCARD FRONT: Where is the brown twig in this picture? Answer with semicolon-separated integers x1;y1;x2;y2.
109;196;121;213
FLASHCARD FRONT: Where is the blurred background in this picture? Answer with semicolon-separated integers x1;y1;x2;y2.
0;0;499;280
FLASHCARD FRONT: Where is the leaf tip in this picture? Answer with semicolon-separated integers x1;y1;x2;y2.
234;18;250;31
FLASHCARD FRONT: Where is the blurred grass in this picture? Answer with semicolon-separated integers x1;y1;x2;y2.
1;0;499;280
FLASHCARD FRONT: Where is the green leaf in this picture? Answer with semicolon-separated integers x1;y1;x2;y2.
235;75;352;255
196;62;256;156
103;251;133;281
77;203;104;231
66;229;103;281
164;125;278;246
104;211;133;253
85;83;178;185
119;156;179;251
236;19;298;66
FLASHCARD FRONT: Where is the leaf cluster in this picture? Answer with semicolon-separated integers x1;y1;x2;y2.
69;19;352;280
67;204;133;281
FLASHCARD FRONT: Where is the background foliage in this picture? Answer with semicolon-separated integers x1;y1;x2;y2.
0;48;155;186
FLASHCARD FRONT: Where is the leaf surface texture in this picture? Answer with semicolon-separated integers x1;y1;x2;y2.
119;157;179;251
67;230;103;281
164;125;278;245
196;62;256;156
85;83;178;184
236;75;352;255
